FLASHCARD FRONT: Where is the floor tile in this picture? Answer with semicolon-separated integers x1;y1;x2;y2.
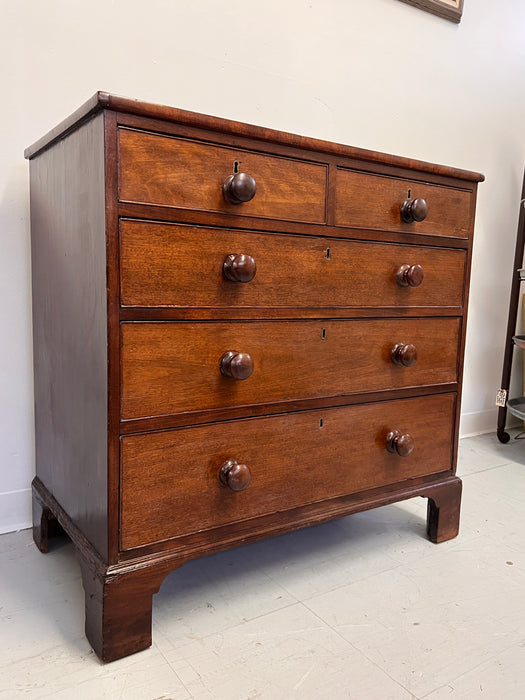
425;641;525;699
458;465;525;552
0;532;80;617
0;641;191;700
305;535;525;697
2;432;524;698
230;515;403;600
457;432;524;475
160;603;413;700
152;550;297;651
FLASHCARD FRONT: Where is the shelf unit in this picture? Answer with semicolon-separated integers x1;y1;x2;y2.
497;170;525;443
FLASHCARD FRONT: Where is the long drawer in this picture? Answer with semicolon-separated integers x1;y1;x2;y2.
120;393;455;549
335;168;472;238
118;128;328;223
120;318;460;420
119;220;466;309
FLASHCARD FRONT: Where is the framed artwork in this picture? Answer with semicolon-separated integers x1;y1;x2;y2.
397;0;464;23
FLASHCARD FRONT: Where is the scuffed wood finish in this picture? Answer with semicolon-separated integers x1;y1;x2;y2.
118;128;328;223
426;477;462;542
120;318;460;420
32;461;461;660
29;112;109;560
335;168;472;238
79;556;177;662
27;93;481;662
121;393;455;550
119;220;467;310
32;488;62;554
25;92;483;185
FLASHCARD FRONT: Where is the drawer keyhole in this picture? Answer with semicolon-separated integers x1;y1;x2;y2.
325;247;331;260
233;160;240;173
321;328;327;340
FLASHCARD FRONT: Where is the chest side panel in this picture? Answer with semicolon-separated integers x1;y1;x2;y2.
29;112;109;560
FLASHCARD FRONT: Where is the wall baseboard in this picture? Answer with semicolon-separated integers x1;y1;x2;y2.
459;407;516;438
0;488;32;535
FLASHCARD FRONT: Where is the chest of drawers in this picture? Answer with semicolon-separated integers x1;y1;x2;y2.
26;92;483;662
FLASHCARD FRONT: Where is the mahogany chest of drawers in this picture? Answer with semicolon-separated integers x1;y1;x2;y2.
26;93;483;661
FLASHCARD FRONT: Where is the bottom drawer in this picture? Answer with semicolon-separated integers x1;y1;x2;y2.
120;393;455;550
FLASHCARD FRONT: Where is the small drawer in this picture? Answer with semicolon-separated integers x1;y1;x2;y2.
120;393;455;549
120;318;460;420
335;168;472;238
120;219;466;310
118;128;327;224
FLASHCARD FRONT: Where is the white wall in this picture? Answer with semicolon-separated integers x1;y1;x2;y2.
2;0;525;533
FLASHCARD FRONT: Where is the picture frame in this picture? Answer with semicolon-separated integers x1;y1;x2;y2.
397;0;464;23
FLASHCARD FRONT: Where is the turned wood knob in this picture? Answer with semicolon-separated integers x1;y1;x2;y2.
395;263;424;288
391;343;418;367
223;254;257;283
401;197;428;223
219;459;252;491
386;430;414;457
220;351;254;380
222;172;257;204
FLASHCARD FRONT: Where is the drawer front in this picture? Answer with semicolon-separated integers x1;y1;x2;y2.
335;169;472;238
118;128;327;223
120;393;455;549
120;220;466;309
121;318;460;420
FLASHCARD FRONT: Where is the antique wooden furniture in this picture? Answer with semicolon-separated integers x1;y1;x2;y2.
26;93;483;662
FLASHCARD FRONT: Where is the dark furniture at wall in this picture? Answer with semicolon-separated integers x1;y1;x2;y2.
26;93;483;661
497;170;525;443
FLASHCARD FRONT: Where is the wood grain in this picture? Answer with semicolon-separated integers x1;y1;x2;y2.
120;318;460;420
119;219;466;310
118;128;327;223
120;393;455;549
335;168;472;238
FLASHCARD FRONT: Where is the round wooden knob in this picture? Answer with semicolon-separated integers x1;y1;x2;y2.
220;351;254;380
386;430;414;457
401;197;428;223
219;459;251;491
222;172;257;204
391;343;418;367
223;254;257;283
395;264;424;288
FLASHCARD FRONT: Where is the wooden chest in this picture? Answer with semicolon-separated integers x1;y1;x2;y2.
26;93;483;662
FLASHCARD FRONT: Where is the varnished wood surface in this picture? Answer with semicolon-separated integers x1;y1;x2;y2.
29;113;109;559
117;201;473;249
120;318;460;420
119;219;466;310
335;168;472;238
118;128;328;224
103;110;122;564
32;466;461;661
25;92;484;186
120;393;455;550
119;383;458;435
27;94;480;662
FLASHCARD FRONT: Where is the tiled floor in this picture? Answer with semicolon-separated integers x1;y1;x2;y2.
2;432;525;699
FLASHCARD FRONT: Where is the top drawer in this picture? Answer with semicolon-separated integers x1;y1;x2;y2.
118;128;328;224
335;168;472;238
